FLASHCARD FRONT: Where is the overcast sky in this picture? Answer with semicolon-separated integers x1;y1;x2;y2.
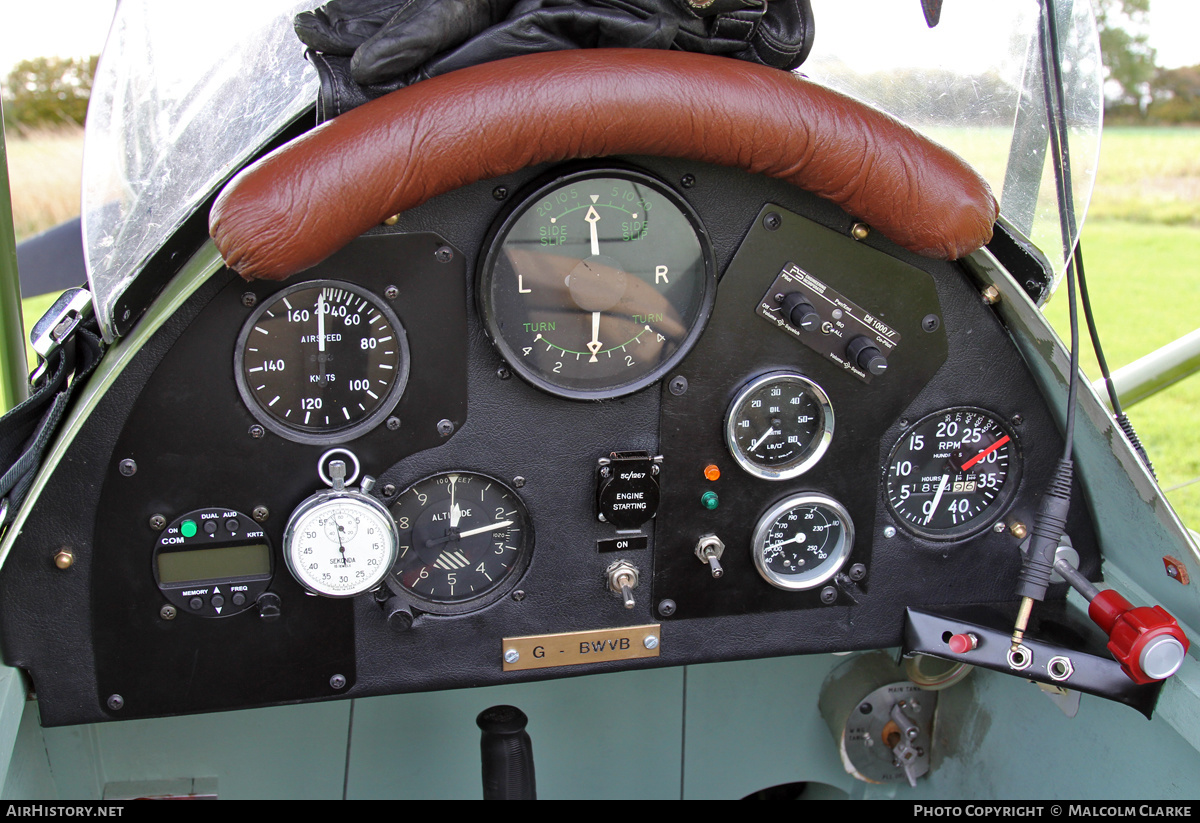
0;0;1197;76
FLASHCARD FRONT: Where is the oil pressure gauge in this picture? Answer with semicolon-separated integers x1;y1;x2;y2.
885;407;1021;540
726;372;834;480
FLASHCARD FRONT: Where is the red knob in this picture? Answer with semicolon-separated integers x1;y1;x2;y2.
948;633;978;654
1089;590;1190;685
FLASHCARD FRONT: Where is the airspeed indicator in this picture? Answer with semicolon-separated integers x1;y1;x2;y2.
235;280;410;444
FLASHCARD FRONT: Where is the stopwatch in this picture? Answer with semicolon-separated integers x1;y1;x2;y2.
283;461;398;597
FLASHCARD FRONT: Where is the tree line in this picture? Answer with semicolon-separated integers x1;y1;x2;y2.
2;56;97;134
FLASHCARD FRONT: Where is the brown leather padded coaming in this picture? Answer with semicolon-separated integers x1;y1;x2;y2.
210;49;998;281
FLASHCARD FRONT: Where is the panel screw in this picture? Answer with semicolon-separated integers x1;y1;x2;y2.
643;635;659;650
512;476;526;489
149;514;166;531
160;605;177;620
849;563;867;582
512;590;526;602
922;314;940;333
1009;521;1028;539
382;484;397;497
504;649;520;664
763;212;782;231
386;416;401;431
883;526;897;538
1011;413;1023;426
107;694;124;711
435;246;454;263
680;174;696;189
496;365;511;380
122;309;131;323
118;459;137;477
437;419;455;437
899;419;909;428
820;586;838;605
859;702;873;715
668;376;688;396
249;424;265;439
241;292;257;308
981;285;1001;305
385;286;399;300
658;599;677;617
54;550;74;569
993;521;1007;534
252;506;269;523
493;186;509;201
851;223;870;240
330;674;347;690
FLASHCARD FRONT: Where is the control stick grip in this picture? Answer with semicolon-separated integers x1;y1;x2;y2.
477;705;537;800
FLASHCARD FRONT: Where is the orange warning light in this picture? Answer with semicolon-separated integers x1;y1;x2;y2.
704;464;721;482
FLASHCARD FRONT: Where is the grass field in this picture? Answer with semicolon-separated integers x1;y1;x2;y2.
5;127;84;243
5;125;1200;527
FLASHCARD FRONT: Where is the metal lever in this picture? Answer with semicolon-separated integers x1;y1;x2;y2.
694;534;725;579
887;701;923;788
606;560;639;609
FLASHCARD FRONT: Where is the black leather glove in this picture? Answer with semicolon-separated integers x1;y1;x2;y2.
295;0;815;118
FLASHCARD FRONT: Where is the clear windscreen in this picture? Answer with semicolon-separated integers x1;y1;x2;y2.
81;0;318;340
803;0;1102;287
81;0;1102;339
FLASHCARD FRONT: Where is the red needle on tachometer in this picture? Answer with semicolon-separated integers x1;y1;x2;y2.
961;435;1010;470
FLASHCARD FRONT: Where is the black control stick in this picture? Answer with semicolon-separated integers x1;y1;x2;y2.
477;705;536;800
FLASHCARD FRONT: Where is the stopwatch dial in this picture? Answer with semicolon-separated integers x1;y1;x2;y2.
885;407;1021;539
751;494;854;591
726;372;834;480
284;495;397;597
235;280;410;443
389;473;532;614
479;168;715;399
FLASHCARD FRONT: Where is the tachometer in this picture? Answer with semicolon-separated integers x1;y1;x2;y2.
235;280;410;444
479;168;715;399
884;407;1021;539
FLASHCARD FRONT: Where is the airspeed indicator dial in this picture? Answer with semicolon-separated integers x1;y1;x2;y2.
885;407;1021;540
235;280;410;444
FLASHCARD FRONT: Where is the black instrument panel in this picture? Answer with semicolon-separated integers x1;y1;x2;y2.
0;158;1100;726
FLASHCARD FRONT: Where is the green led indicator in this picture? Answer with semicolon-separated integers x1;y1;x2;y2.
701;491;719;510
181;520;198;538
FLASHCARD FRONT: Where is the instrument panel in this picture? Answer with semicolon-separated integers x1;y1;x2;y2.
0;158;1100;726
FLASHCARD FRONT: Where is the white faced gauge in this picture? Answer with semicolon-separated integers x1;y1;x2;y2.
726;372;834;480
751;493;854;591
283;462;397;597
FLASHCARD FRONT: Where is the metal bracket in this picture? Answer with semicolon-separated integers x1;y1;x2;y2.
30;288;94;384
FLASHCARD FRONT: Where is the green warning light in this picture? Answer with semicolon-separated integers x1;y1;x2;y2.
700;491;719;510
180;520;198;538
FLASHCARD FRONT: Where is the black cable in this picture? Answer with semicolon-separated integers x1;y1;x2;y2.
1074;243;1121;413
1013;0;1077;609
1075;241;1157;476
